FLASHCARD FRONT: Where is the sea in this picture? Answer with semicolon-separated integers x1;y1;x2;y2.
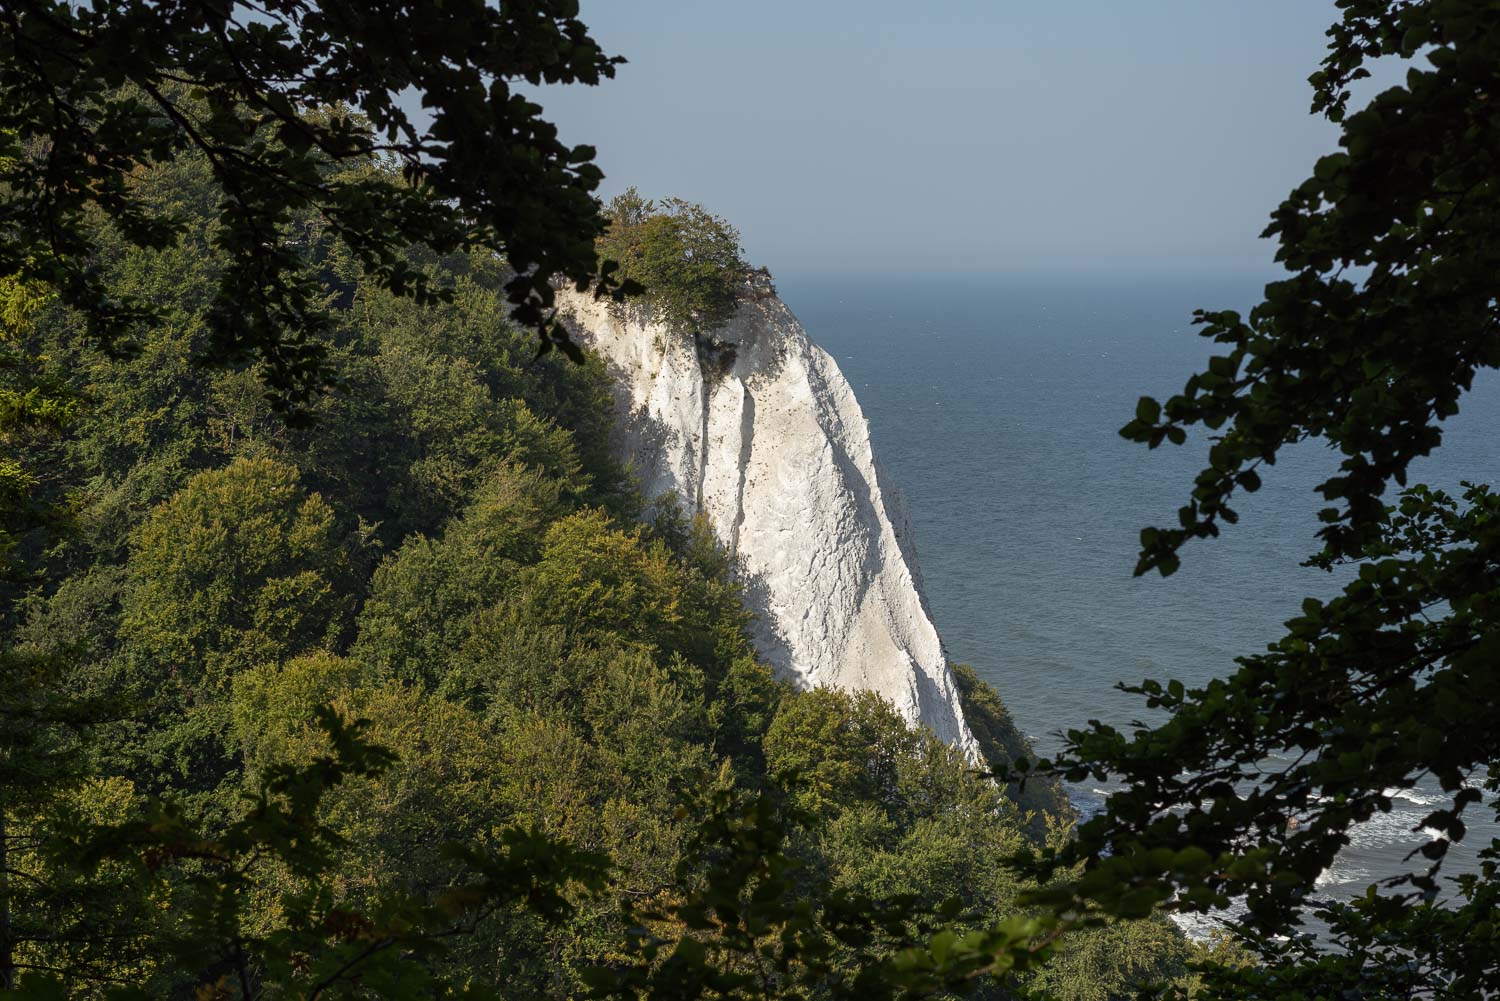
777;270;1500;938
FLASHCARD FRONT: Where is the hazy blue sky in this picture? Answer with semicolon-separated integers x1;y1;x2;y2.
534;1;1372;275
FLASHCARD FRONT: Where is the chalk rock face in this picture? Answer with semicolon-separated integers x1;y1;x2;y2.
555;277;979;758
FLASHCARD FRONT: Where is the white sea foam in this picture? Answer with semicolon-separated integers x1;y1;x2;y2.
1346;808;1440;850
1384;786;1447;808
1169;898;1248;943
1315;858;1373;888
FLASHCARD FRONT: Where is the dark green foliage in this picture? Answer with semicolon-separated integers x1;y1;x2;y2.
597;189;751;334
0;275;78;609
123;457;356;690
592;783;1049;1001
1119;1;1500;577
16;151;630;562
1029;1;1500;995
1;0;629;409
118;456;360;797
352;464;566;688
1022;918;1200;1001
30;707;611;1000
765;686;1031;919
0;651;136;991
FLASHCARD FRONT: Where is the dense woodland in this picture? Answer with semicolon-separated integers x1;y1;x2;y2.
0;150;1211;997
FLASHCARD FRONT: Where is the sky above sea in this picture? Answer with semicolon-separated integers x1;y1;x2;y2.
533;1;1406;275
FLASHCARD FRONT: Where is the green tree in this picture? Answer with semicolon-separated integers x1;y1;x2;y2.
0;264;120;993
1026;1;1500;995
1022;918;1196;1001
60;706;608;1000
1;0;629;410
600;687;1200;1001
597;190;750;334
119;457;360;796
0;649;130;992
0;274;75;602
764;688;916;821
352;464;569;689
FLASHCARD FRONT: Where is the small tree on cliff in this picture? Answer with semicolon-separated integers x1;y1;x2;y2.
597;189;750;334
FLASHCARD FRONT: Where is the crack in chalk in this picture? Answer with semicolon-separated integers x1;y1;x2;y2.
730;383;755;554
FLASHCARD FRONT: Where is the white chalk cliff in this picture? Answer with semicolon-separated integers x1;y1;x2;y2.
556;275;979;759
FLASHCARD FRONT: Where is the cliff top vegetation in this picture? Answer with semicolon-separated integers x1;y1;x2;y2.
597;189;752;335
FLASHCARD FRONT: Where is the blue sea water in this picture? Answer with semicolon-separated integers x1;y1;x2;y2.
777;271;1500;925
